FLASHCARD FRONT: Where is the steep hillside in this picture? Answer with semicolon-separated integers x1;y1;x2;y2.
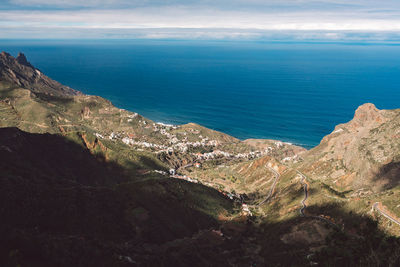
2;51;400;266
0;127;238;266
0;52;80;97
0;52;302;172
186;156;285;196
299;103;400;192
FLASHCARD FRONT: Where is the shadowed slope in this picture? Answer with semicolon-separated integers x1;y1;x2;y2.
0;128;235;267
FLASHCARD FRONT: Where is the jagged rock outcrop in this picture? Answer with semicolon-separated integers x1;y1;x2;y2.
0;51;81;97
301;103;400;191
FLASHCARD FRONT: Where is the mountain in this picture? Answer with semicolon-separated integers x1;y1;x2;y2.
299;103;400;192
1;51;400;266
0;52;80;97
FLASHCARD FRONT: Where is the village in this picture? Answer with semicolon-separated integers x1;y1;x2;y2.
97;121;280;162
92;121;292;218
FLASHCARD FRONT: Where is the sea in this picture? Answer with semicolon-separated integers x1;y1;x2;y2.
1;39;400;149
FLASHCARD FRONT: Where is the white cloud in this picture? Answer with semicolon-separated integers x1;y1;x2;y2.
9;0;133;8
6;0;400;11
2;1;400;40
1;8;400;31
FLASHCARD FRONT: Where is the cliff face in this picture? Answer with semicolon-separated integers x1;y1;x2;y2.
0;51;81;97
301;103;400;191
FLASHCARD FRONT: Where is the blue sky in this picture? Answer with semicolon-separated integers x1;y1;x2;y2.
1;0;400;41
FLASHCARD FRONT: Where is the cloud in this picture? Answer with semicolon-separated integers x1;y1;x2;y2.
2;24;400;42
8;0;140;8
1;8;400;30
1;0;400;40
5;0;400;11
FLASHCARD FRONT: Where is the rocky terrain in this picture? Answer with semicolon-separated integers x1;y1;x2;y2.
1;52;400;266
299;103;400;192
0;52;80;97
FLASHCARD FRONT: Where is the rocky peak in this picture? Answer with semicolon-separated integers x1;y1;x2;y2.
16;52;33;68
1;51;12;58
304;102;399;192
346;103;387;130
0;51;81;97
0;51;14;65
354;103;379;122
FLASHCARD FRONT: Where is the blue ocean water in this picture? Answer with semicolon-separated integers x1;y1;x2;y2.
1;39;400;148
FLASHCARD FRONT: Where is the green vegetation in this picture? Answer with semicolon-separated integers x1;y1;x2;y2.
0;127;236;266
321;182;352;198
2;53;400;266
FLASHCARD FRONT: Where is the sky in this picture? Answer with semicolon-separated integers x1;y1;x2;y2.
1;0;400;41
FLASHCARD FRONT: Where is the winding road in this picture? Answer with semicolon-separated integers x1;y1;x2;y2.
298;171;308;216
297;170;339;228
373;202;400;227
257;166;280;206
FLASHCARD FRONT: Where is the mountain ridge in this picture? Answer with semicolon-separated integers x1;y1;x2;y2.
2;51;400;266
300;102;400;192
0;51;81;97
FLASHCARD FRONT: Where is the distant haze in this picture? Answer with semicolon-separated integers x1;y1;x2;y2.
1;0;400;41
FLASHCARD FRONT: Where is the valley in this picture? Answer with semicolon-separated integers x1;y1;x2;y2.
1;51;400;266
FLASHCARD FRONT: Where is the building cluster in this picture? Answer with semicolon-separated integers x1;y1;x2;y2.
95;133;104;139
109;132;121;140
104;128;274;163
194;149;268;161
126;113;139;122
282;154;299;162
170;174;199;184
121;137;168;149
241;203;253;216
96;123;294;168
